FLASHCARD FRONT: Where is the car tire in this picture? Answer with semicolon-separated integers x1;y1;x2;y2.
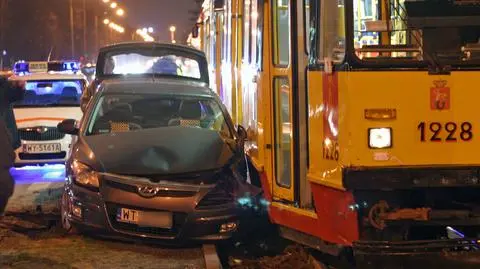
60;192;79;234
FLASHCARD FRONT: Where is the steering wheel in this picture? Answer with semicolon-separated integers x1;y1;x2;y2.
128;122;143;130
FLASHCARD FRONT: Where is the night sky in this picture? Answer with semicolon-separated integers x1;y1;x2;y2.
121;0;200;42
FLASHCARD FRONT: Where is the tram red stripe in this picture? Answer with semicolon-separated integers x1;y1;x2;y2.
322;72;339;140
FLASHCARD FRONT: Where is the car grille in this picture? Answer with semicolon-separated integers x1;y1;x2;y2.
18;152;66;160
105;202;187;237
196;186;234;209
18;127;65;141
103;180;197;197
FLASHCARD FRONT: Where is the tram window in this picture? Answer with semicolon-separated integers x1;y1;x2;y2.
352;0;424;60
320;0;345;62
273;77;292;188
256;0;264;69
305;0;319;59
243;0;252;63
273;0;291;66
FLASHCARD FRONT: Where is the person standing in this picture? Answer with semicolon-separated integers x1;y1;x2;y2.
0;77;24;216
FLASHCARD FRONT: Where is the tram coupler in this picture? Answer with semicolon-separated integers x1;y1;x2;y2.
369;200;478;230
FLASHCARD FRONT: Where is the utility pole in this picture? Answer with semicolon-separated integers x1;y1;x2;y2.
69;0;75;58
0;0;6;67
83;0;87;57
94;15;99;54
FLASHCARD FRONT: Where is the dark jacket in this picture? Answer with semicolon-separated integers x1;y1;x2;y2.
0;78;24;150
0;119;14;169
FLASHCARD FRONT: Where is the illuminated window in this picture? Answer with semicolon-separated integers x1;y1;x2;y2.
256;0;264;69
304;0;319;60
243;0;252;63
352;0;421;60
320;0;345;62
273;77;292;188
273;0;290;66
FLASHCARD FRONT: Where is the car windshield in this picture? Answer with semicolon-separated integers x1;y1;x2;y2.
86;94;232;138
352;0;480;65
13;79;85;107
103;53;201;79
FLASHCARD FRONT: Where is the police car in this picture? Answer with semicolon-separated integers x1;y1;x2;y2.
8;61;88;165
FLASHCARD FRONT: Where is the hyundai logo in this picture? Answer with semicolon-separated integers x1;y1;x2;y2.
36;127;48;134
137;186;159;198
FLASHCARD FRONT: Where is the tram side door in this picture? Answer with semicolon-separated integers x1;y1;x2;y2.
268;0;296;202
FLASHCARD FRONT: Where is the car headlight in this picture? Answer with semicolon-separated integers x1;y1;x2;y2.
71;160;100;189
369;128;392;149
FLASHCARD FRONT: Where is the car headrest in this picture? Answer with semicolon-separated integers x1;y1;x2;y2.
179;101;201;119
105;104;132;121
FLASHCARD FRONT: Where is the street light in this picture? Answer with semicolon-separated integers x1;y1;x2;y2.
135;28;154;42
116;8;124;16
169;25;176;43
102;0;110;3
108;21;124;33
103;18;110;25
110;2;117;8
148;27;154;33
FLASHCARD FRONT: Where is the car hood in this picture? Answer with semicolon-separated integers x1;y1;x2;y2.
81;127;236;175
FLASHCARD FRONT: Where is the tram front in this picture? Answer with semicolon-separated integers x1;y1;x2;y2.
332;0;480;267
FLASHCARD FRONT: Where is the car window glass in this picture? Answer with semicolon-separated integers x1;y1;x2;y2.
13;79;85;107
86;94;232;137
104;53;201;80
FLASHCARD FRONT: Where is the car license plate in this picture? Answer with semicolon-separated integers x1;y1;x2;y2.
23;143;61;153
117;208;173;228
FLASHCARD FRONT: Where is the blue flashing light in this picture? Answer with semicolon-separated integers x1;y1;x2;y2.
13;62;29;74
12;60;81;75
48;61;80;73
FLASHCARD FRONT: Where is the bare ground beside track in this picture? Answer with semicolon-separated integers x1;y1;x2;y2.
0;215;205;269
0;214;322;269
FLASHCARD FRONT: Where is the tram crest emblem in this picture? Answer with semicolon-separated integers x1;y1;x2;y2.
430;80;450;110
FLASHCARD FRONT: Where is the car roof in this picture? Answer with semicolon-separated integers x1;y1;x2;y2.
95;41;210;85
98;41;205;56
99;78;216;98
8;72;87;81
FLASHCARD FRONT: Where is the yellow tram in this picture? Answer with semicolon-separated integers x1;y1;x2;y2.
191;0;480;267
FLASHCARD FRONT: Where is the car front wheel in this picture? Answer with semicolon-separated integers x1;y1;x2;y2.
60;192;79;234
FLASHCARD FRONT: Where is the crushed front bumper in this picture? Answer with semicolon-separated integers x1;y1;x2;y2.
354;239;480;269
65;183;258;244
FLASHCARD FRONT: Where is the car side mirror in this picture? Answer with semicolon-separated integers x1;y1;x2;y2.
237;125;248;144
192;24;199;38
58;119;79;135
80;101;88;113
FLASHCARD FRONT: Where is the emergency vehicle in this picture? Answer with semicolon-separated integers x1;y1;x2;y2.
8;61;88;165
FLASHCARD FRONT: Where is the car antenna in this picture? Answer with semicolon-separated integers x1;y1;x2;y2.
47;46;54;61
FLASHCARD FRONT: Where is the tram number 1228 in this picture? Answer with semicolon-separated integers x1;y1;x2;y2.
322;141;339;161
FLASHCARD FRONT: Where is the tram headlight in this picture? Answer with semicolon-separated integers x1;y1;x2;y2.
368;128;392;149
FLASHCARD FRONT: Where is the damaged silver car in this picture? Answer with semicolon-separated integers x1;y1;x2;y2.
57;78;263;242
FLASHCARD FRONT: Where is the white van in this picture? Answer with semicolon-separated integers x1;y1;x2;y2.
8;61;88;165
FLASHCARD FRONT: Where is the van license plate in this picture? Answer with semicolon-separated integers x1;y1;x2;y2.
23;143;61;153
